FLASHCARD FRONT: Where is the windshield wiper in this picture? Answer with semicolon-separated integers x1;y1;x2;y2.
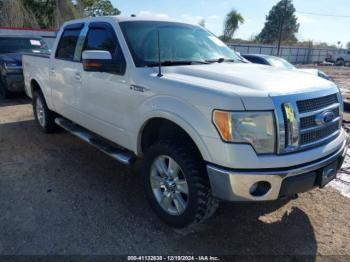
146;60;209;67
205;58;236;63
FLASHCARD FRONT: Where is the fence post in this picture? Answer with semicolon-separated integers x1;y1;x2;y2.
306;41;313;64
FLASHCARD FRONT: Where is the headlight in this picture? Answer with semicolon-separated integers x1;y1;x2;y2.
213;110;276;154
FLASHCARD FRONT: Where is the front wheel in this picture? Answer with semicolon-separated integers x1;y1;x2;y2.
144;140;218;228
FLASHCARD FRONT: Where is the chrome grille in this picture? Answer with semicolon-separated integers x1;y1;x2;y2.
300;122;339;145
297;94;338;113
273;90;342;154
300;108;339;129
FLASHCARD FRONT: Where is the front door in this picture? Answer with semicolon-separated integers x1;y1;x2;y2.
77;22;132;148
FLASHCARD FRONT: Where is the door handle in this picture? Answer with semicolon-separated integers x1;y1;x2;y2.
75;72;81;81
50;68;56;76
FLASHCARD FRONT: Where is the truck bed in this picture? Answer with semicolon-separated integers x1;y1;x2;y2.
23;54;50;99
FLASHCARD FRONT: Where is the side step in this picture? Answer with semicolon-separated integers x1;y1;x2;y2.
55;117;135;165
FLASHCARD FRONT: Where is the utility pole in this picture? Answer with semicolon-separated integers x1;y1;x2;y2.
277;0;288;56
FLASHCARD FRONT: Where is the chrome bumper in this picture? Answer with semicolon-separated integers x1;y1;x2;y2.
207;136;349;201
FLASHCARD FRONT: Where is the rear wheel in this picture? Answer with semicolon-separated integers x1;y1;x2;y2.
144;140;218;228
33;90;57;133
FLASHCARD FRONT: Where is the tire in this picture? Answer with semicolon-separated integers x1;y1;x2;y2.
32;90;57;133
144;140;218;228
0;78;10;99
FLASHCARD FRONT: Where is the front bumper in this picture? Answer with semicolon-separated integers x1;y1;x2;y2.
207;135;349;201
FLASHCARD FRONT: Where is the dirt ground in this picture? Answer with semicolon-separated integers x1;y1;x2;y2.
1;68;350;260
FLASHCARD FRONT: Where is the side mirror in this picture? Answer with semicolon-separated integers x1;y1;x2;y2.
82;50;121;73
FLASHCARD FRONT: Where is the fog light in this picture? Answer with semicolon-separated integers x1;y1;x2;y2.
250;181;271;197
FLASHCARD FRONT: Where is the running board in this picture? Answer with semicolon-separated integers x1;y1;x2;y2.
55;117;135;165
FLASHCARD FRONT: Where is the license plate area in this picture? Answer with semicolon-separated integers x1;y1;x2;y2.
318;160;339;188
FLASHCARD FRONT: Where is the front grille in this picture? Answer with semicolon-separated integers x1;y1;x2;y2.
300;122;339;145
300;108;339;129
276;92;342;154
296;94;338;113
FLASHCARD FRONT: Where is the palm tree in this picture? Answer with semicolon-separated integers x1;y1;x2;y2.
223;9;244;42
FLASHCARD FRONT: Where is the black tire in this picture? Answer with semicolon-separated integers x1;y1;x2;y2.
144;140;218;228
32;90;57;133
0;78;10;99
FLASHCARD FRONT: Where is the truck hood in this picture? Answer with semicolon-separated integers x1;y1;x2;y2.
161;62;333;96
296;68;319;76
0;53;23;66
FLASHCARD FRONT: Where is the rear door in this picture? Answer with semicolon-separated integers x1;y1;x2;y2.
50;23;85;122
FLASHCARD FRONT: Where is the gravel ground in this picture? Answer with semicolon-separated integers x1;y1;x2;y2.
1;69;350;259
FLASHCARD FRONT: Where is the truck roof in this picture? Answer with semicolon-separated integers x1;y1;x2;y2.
62;15;195;27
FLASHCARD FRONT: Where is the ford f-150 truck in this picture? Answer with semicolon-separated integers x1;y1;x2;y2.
23;16;349;228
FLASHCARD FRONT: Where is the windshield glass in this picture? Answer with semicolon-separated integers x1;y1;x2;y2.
0;37;50;54
265;56;296;70
119;21;241;67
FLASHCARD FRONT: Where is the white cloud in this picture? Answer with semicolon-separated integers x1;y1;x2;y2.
208;15;219;20
297;14;314;23
180;14;204;25
138;10;170;19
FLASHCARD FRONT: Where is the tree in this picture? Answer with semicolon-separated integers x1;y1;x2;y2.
84;0;120;17
198;19;206;27
256;0;299;44
222;9;244;42
347;42;350;49
0;0;39;28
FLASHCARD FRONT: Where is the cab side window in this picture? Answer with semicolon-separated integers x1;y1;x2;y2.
81;23;126;75
56;26;83;61
84;28;116;55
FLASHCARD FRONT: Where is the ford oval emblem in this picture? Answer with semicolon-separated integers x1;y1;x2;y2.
315;111;336;126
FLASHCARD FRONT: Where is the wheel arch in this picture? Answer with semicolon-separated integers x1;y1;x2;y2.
137;114;212;162
30;79;42;96
29;77;54;110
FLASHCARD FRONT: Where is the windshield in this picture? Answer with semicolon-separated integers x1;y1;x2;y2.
119;21;241;67
265;56;296;70
0;37;50;55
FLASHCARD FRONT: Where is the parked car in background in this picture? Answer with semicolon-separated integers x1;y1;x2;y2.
23;16;348;228
242;54;331;80
326;50;350;66
0;36;50;99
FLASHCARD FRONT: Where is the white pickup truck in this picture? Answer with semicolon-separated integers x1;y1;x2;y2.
327;49;350;65
23;16;349;228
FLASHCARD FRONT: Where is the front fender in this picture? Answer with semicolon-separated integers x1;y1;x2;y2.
135;95;219;162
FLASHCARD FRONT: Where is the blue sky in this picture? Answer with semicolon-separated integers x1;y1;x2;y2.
111;0;350;46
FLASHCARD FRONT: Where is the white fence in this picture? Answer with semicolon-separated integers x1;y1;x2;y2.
228;43;339;64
